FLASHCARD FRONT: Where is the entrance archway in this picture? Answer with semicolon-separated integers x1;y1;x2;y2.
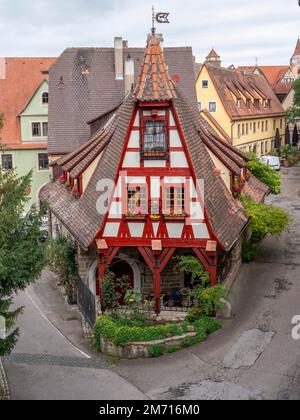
89;253;142;297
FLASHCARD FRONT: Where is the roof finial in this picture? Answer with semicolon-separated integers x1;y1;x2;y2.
152;6;156;35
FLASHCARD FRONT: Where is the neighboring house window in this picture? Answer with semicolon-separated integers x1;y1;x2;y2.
262;121;265;132
258;121;260;130
32;122;41;137
1;154;13;171
265;121;268;131
42;122;48;137
32;122;48;137
42;92;49;104
209;102;216;112
242;124;245;136
254;99;260;108
237;124;241;138
202;80;208;88
246;99;251;109
163;186;185;216
253;122;256;133
127;186;147;216
38;153;49;171
261;142;264;155
246;123;249;135
265;141;268;154
198;102;202;111
280;119;283;129
141;116;167;160
273;120;276;130
236;99;241;108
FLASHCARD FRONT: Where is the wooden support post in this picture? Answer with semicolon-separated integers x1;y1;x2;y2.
153;269;161;316
209;264;217;287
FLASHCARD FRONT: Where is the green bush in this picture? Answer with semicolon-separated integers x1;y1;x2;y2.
242;242;258;263
172;255;209;286
193;317;222;335
93;315;222;356
186;307;203;323
240;196;290;243
246;153;281;195
94;315;190;347
191;285;227;317
148;344;165;358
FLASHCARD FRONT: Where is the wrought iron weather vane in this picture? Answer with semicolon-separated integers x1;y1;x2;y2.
151;6;170;35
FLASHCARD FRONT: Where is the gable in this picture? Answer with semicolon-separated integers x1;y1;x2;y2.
20;80;49;116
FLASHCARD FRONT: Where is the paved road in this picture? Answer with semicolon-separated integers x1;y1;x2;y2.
4;164;300;400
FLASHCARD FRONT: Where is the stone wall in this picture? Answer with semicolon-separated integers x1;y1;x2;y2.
76;245;97;287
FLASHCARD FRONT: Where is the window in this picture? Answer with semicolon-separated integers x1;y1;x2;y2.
163;186;185;216
265;121;268;131
38;153;49;171
32;122;48;137
198;102;202;112
254;99;260;109
242;124;245;136
32;122;41;137
141;117;167;160
42;92;49;104
202;80;208;88
273;120;276;130
42;122;48;137
258;121;260;130
209;102;216;112
246;99;251;109
1;154;13;171
265;141;268;154
246;123;249;135
261;142;264;155
236;99;241;108
237;124;241;138
253;122;256;133
127;186;147;216
280;119;283;129
262;122;265;132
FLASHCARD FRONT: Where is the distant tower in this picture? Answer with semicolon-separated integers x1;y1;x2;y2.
291;36;300;68
205;48;222;68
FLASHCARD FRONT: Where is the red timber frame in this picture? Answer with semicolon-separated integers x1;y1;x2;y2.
95;101;219;314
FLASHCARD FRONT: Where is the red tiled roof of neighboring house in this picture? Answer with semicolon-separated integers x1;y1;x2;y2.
206;64;285;120
0;57;56;147
201;109;233;143
133;34;177;101
237;65;295;97
48;44;198;155
242;174;270;202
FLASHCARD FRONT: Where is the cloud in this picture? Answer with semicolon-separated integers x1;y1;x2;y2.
0;0;299;66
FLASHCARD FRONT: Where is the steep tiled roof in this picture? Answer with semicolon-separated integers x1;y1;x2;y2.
242;174;270;202
206;64;285;119
206;49;220;59
40;97;134;250
133;34;177;101
0;57;56;146
48;44;197;155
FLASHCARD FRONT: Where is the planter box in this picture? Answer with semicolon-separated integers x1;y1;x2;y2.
125;215;146;221
100;332;196;359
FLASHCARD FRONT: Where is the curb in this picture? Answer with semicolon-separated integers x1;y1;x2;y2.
0;358;10;400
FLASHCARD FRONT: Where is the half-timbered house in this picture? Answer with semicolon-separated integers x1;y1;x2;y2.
41;34;269;316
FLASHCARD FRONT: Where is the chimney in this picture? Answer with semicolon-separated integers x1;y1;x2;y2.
125;55;134;94
114;37;124;80
0;58;6;80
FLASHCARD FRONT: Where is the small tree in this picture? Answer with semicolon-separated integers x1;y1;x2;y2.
292;124;299;147
285;125;291;146
0;169;47;356
274;128;281;151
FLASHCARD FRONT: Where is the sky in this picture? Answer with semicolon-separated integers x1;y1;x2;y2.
0;0;299;66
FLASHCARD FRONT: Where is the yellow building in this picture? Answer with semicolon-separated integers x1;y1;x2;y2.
196;51;286;156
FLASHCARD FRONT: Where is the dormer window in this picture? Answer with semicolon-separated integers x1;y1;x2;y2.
42;92;49;104
254;99;260;109
141;111;168;160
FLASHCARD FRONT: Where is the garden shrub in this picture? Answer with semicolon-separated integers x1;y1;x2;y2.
193;317;222;335
148;344;165;358
246;153;281;195
240;196;290;243
242;242;258;263
186;307;203;323
191;285;227;317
